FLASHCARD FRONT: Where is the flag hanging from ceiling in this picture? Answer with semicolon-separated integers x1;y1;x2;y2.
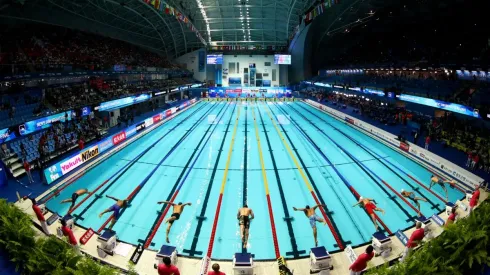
165;4;170;14
154;0;160;9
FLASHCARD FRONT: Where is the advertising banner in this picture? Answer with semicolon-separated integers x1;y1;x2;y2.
112;131;127;146
397;94;481;118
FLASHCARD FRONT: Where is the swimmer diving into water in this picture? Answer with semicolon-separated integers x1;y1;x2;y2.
60;188;89;212
237;205;254;248
98;195;129;230
429;175;454;201
157;200;192;243
401;189;427;212
293;204;327;247
353;197;385;231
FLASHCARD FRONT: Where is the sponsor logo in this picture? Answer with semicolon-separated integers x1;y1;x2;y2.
399;142;410;152
112;131;126;145
80;228;94;245
98;138;113;152
165;109;172;117
136;122;146;133
60;155;83;174
126;125;136;137
153;114;161;123
81;146;99;162
130;244;144;264
144;118;153;128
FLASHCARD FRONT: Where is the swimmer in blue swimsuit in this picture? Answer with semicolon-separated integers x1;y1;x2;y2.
401;189;427;212
99;195;129;230
293;204;327;247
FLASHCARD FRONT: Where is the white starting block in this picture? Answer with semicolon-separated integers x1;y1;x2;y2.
416;216;433;239
154;245;178;269
372;232;392;258
310;246;333;274
97;230;117;258
38;204;48;215
445;202;456;215
56;214;75;237
466;190;473;202
232;253;254;275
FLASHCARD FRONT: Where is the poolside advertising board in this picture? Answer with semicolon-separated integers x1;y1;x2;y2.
305;99;483;189
43;98;197;185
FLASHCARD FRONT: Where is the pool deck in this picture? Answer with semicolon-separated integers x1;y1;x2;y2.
16;189;488;274
13;98;489;275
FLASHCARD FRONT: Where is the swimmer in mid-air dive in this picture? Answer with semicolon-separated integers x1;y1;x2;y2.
60;188;89;212
429;175;454;201
157;200;192;243
293;204;327;247
98;195;129;230
401;189;427;212
353;197;385;231
237;205;254;248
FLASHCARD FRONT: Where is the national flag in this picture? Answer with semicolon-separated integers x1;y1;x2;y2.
150;0;156;7
144;0;151;3
318;3;324;13
154;0;160;9
165;4;170;14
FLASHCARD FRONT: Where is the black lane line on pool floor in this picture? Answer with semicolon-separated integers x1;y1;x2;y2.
72;103;212;222
139;102;231;248
286;103;418;223
263;103;351;249
295;103;443;212
98;103;222;232
257;104;305;257
242;104;249;254
274;102;367;242
183;103;238;256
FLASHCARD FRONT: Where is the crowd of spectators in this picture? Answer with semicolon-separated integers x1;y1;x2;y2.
0;24;181;75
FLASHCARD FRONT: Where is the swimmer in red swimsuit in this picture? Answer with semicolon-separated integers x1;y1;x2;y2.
353;196;385;231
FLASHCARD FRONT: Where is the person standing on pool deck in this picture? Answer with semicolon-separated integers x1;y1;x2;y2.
469;184;481;214
157;200;192;243
60;188;89;212
30;197;51;235
292;204;327;247
237;205;254;248
349;245;374;275
98;195;129;230
352;197;385;231
445;207;457;227
429;175;453;201
401;189;427;213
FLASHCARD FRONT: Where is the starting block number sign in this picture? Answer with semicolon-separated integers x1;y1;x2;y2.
344;245;358;264
395;230;408;246
431;214;445;227
130;244;144;264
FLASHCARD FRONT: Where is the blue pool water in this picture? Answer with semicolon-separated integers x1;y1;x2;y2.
44;100;463;260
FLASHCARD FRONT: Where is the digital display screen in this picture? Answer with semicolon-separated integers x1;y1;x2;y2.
97;93;152;112
229;77;242;85
274;54;291;65
0;128;17;144
207;54;223;64
81;106;91;116
397;94;481;118
19;111;73;136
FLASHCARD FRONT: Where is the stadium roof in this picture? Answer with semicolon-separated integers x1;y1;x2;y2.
165;0;315;47
0;0;317;57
